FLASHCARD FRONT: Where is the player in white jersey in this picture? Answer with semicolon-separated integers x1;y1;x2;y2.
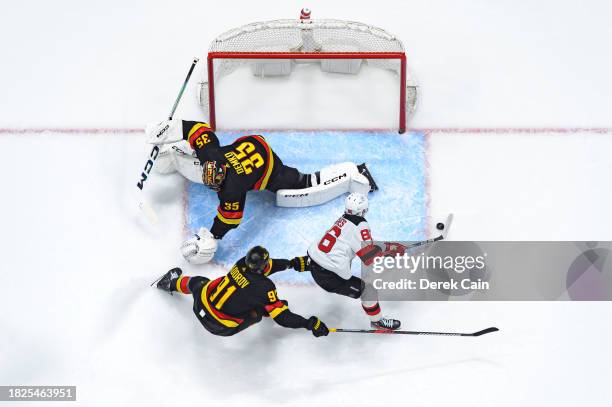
293;193;401;330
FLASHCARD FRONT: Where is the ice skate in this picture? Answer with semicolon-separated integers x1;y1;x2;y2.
371;317;401;330
156;267;182;294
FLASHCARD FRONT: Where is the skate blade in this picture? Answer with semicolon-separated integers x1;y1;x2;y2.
358;163;379;191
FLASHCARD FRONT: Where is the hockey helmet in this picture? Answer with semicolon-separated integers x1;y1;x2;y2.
245;246;270;274
202;160;227;192
345;192;369;217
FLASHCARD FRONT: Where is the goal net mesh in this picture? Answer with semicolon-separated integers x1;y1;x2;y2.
199;18;418;129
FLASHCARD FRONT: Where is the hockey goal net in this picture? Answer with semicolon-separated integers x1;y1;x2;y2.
198;10;418;133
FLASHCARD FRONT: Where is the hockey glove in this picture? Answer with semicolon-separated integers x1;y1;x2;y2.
307;316;329;337
180;227;218;264
291;256;311;272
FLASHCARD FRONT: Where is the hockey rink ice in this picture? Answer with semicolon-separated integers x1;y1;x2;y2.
2;128;612;407
2;0;612;406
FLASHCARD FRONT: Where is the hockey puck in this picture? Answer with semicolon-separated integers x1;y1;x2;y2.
436;222;445;230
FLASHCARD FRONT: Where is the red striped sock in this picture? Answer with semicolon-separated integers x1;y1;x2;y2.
362;302;381;321
176;276;191;294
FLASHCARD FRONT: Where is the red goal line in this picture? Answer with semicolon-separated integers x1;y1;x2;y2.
416;127;611;135
0;127;610;135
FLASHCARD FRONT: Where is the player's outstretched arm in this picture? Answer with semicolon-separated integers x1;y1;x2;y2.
262;287;328;337
262;257;309;276
269;305;329;338
262;259;291;275
266;302;307;329
211;193;247;239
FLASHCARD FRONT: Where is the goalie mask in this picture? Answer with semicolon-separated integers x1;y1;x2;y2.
202;160;227;192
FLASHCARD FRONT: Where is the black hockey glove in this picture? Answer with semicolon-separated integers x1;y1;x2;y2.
291;256;311;272
307;316;329;337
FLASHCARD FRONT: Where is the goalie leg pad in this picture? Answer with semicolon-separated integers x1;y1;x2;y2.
152;144;177;175
154;141;204;184
276;162;373;207
266;165;308;192
349;172;371;195
174;155;203;184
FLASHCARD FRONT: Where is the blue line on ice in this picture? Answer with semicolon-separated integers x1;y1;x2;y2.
187;130;427;283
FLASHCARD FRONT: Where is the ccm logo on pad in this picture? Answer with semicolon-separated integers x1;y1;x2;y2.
324;173;347;185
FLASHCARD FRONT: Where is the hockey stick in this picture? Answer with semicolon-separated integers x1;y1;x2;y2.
402;213;454;250
329;326;499;337
135;57;200;225
150;271;167;287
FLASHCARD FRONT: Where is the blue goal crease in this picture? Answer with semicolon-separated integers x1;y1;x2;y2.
187;130;427;283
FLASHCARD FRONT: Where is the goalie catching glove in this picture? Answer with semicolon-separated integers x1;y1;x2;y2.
180;227;218;264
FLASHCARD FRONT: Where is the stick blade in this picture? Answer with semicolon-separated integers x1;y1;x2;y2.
138;198;159;226
441;213;454;239
471;327;499;336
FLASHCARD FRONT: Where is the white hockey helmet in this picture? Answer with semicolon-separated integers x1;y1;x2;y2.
344;192;368;217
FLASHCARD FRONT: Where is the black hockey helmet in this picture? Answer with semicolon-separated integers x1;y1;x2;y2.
245;246;270;274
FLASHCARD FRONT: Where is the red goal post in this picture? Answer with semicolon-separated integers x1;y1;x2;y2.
198;12;418;133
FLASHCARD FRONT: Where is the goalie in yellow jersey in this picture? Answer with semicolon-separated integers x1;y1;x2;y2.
145;119;378;264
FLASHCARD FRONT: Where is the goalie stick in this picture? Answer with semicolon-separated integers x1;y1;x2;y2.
135;57;200;225
329;326;499;336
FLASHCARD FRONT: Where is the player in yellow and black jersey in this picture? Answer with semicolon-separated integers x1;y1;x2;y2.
181;121;315;239
155;246;329;337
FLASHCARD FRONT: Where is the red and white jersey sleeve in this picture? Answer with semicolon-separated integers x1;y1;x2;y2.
351;221;382;267
307;216;379;279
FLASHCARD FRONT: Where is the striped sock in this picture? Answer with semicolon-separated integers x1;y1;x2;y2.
175;276;192;294
362;302;381;322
